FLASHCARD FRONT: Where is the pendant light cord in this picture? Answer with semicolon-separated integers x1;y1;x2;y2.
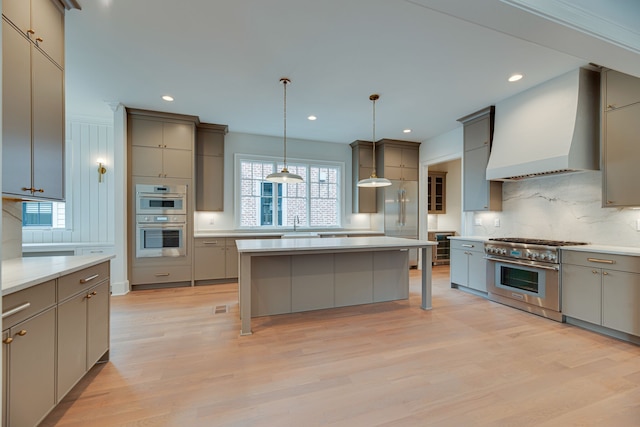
282;78;289;169
370;94;379;177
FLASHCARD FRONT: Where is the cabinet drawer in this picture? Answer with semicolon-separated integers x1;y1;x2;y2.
2;279;56;328
195;238;225;248
450;240;483;253
131;265;192;284
58;262;110;301
562;250;640;274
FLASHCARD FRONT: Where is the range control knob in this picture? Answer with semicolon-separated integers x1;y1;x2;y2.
539;253;547;260
548;253;557;261
530;252;539;259
500;249;507;255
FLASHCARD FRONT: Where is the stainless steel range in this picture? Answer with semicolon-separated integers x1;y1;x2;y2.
485;238;588;321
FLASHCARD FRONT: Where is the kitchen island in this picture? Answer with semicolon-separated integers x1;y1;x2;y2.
236;236;436;335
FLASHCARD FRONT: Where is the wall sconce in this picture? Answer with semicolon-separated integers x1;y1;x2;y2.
97;159;107;183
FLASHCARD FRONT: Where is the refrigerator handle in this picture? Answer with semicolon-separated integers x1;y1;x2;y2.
400;189;406;226
397;190;402;226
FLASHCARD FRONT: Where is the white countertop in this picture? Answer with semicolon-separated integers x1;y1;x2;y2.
2;254;115;295
561;244;640;256
236;236;436;253
195;230;384;238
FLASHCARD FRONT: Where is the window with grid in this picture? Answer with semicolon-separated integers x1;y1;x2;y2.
22;202;65;228
238;158;340;228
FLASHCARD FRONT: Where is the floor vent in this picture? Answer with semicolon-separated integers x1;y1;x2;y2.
214;305;228;314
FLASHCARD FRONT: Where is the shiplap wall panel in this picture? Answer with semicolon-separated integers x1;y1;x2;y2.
23;118;115;244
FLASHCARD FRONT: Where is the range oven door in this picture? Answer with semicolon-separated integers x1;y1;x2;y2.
486;257;560;311
136;223;186;258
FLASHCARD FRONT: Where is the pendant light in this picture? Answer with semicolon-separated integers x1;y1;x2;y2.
266;78;303;183
357;94;392;187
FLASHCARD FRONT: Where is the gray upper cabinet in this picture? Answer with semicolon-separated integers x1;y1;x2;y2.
128;112;196;180
350;140;377;213
604;69;640;111
602;69;640;207
196;123;228;212
4;0;64;67
376;139;420;181
2;0;65;201
458;106;502;212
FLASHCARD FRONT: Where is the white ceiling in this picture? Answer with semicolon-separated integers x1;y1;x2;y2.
64;0;640;144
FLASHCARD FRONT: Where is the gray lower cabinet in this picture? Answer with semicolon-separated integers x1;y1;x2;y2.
194;238;227;281
3;308;56;427
562;250;640;337
57;279;110;399
194;237;240;282
1;261;110;427
251;251;409;317
450;239;487;292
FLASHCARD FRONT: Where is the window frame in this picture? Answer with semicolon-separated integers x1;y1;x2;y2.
234;154;344;230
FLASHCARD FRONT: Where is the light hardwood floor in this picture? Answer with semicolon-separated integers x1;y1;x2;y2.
42;266;640;426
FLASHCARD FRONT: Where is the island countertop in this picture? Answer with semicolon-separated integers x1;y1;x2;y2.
236;236;436;254
2;254;115;295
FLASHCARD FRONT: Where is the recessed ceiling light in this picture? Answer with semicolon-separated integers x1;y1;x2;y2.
162;95;174;102
508;74;523;82
307;115;317;121
403;129;412;133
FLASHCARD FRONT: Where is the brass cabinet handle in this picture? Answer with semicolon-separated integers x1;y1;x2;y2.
203;241;219;245
461;244;474;248
155;273;170;277
86;293;93;299
603;271;609;275
36;37;43;43
91;291;97;296
80;273;100;284
3;337;13;344
607;104;616;110
27;29;35;35
17;330;27;336
34;188;44;193
587;258;615;264
592;270;598;274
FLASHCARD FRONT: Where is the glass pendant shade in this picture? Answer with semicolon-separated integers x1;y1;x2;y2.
357;93;391;188
266;78;303;184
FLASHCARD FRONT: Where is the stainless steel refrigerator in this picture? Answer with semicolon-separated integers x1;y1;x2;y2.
383;180;419;267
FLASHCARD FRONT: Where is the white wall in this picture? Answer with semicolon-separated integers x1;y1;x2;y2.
22;116;115;244
194;131;374;232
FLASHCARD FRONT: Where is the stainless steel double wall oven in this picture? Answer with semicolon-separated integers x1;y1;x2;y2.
135;184;188;258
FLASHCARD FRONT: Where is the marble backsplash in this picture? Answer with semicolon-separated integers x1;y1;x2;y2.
468;170;640;247
2;200;23;260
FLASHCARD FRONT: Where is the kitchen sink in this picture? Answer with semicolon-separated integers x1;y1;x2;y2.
281;232;320;239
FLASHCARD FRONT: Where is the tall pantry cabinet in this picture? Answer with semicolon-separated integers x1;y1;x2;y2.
127;109;198;288
2;0;69;201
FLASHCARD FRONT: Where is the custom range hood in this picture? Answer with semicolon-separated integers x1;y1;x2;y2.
486;67;600;181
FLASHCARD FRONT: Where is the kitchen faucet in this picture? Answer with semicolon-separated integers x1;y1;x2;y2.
294;215;300;231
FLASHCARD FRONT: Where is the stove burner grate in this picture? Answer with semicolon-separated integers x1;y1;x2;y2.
488;238;588;247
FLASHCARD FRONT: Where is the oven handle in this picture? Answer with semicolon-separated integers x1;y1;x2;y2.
137;223;186;227
137;192;186;198
484;256;559;271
